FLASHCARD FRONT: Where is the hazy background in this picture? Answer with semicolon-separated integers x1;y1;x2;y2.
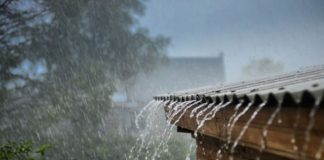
0;0;323;160
140;0;324;81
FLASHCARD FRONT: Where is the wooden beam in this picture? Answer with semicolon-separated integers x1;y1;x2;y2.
165;103;324;159
196;133;290;160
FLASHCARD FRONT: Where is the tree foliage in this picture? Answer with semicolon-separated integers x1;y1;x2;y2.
0;0;47;88
0;0;169;159
0;140;51;160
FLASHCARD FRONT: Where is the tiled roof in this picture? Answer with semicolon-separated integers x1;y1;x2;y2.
154;65;324;105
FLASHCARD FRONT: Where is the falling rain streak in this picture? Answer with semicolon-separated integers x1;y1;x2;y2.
129;66;324;159
301;94;322;159
231;101;266;154
194;101;232;137
133;98;264;159
128;100;196;160
259;98;283;153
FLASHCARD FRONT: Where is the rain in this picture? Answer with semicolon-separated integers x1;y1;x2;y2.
1;0;324;160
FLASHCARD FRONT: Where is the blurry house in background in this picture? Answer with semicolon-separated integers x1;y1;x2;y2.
129;53;225;103
108;53;225;136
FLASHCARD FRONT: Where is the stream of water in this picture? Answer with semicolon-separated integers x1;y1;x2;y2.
130;91;322;160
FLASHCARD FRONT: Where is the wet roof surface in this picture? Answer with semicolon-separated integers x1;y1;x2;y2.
154;65;324;105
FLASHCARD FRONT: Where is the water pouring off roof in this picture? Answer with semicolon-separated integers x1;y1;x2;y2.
155;65;324;160
155;65;324;106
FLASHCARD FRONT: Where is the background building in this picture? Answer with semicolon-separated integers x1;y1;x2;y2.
128;53;225;103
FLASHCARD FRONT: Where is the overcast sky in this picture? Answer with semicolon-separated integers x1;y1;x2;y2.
139;0;324;81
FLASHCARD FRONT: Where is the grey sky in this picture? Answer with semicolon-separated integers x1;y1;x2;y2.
139;0;324;81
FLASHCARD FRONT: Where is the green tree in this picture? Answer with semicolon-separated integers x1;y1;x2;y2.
0;141;51;160
1;0;169;159
0;0;46;102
